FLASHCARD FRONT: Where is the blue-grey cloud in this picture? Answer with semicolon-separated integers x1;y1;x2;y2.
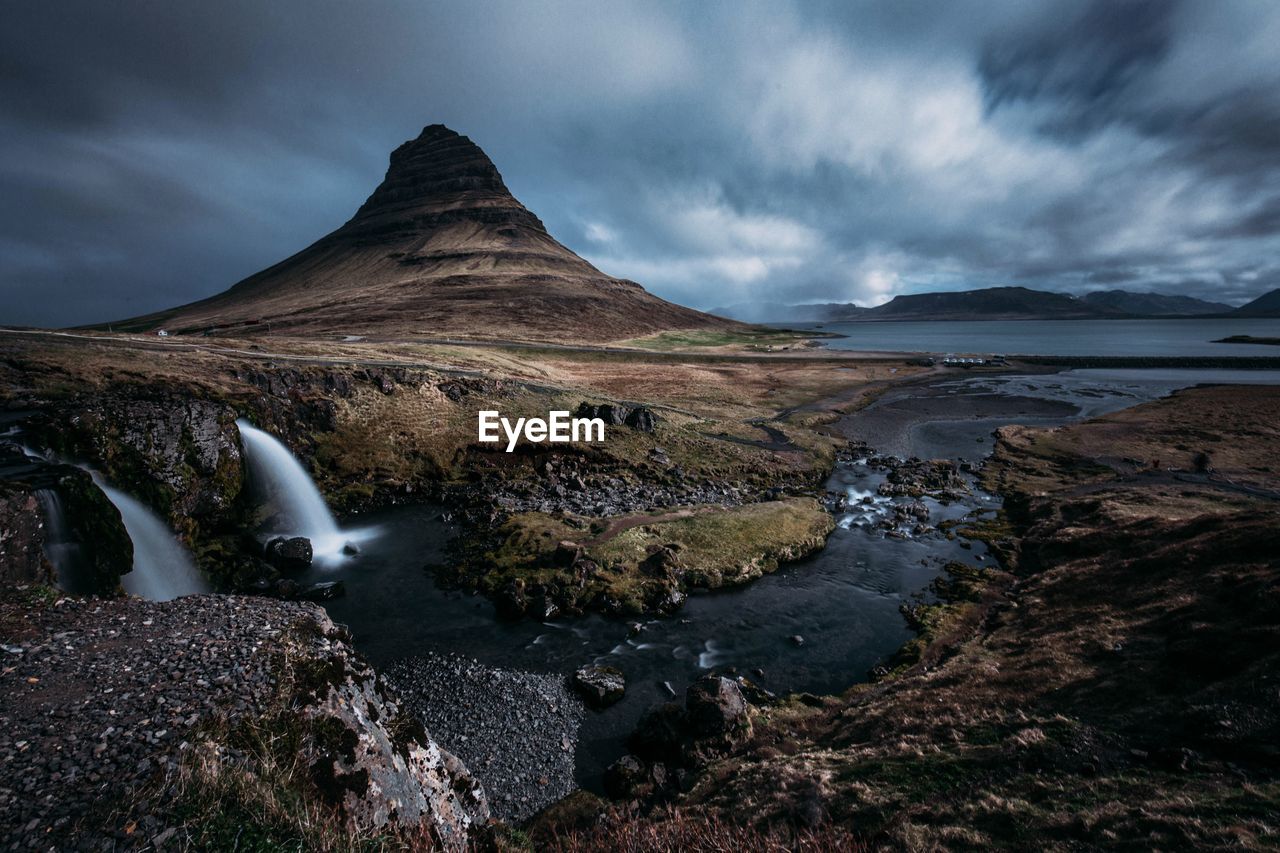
1;0;1279;326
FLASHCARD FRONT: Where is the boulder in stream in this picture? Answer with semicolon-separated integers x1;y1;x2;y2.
573;664;626;708
266;536;313;570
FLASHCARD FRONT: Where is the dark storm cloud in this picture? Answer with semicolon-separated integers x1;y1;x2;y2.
2;0;1279;327
979;0;1179;137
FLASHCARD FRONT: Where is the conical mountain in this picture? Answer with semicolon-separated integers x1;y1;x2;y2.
110;125;737;342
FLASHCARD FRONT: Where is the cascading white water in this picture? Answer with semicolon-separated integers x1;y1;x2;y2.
89;472;209;601
236;419;348;557
34;488;87;593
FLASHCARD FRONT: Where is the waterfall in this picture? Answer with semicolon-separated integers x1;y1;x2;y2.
236;419;347;557
89;472;209;601
34;488;91;594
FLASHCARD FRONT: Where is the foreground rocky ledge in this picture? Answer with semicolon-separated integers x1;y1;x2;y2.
0;590;488;850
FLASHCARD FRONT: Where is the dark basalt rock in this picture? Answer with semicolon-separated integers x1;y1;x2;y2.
603;754;646;799
267;536;313;570
573;664;626;709
495;578;528;619
646;584;687;614
531;593;561;621
619;676;755;793
575;402;659;432
0;451;132;595
297;581;346;601
685;675;750;738
624;407;658;433
629;701;687;765
553;539;583;567
0;486;52;587
438;377;503;403
32;392;245;527
575;402;630;426
263;577;348;603
639;544;683;579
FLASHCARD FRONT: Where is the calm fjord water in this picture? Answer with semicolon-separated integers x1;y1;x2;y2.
796;318;1280;356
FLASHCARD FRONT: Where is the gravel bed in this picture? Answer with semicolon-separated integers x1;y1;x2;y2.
0;590;313;851
386;653;583;823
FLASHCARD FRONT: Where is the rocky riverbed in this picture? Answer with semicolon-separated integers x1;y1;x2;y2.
386;653;583;823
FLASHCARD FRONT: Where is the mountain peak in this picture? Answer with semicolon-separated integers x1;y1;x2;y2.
416;123;458;140
341;123;545;241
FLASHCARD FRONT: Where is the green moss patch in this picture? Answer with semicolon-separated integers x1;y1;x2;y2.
449;497;835;616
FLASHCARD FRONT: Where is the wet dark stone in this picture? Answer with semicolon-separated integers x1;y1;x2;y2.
266;536;313;570
603;754;646;799
297;581;346;601
573;664;626;709
685;675;749;738
625;407;658;432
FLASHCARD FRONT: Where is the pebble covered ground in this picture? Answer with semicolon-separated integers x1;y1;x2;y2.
386;652;583;823
0;590;310;851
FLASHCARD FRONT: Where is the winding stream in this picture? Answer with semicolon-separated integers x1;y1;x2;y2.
299;459;994;786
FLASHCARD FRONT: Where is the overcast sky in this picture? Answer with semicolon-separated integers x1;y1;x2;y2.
3;0;1279;326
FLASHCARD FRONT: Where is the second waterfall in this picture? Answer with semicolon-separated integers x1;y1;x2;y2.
237;419;364;560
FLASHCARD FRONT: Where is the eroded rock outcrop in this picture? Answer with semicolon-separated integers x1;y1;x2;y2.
0;444;131;594
575;401;659;433
32;391;244;537
0;486;51;585
607;675;755;802
287;611;489;845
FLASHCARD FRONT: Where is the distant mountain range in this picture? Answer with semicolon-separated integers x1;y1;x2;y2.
1079;290;1232;316
713;286;1280;323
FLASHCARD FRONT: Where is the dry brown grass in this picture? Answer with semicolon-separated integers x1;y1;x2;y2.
546;808;869;852
986;384;1280;494
0;330;920;422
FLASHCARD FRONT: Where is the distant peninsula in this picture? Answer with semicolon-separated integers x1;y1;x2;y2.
1215;335;1280;346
